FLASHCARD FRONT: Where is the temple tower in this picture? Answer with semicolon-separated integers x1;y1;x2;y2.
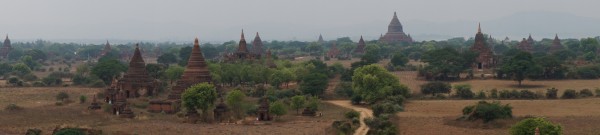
549;34;564;53
0;35;11;59
317;34;324;44
252;32;264;58
354;36;366;54
470;23;495;70
117;44;158;98
168;38;212;100
518;38;533;53
327;42;340;58
265;49;277;68
527;34;535;46
99;41;111;58
379;12;413;43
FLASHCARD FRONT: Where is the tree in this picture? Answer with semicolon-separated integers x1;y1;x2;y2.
56;92;69;101
146;64;165;79
7;49;24;61
269;100;287;118
290;95;306;114
299;72;328;96
534;56;566;79
502;52;536;86
421;47;471;80
462;101;512;123
0;63;13;76
352;64;409;104
454;84;474;99
390;52;409;66
12;63;32;75
91;58;127;84
361;45;381;64
509;117;562;135
165;65;185;84
420;82;451;96
226;89;246;118
20;55;39;70
181;83;218;120
178;46;192;66
25;49;47;61
157;53;177;66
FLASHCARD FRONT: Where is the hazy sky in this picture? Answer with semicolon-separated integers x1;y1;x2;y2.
1;0;599;43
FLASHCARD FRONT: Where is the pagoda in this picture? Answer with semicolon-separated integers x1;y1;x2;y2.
99;41;111;58
517;38;533;53
354;36;366;54
149;38;212;113
549;34;564;53
104;44;159;101
317;34;324;44
326;42;340;58
252;32;264;58
470;24;495;70
379;12;413;44
265;49;277;68
224;30;257;61
527;34;535;46
0;35;11;59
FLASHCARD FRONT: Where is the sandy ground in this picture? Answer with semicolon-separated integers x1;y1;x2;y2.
397;99;600;135
326;100;372;135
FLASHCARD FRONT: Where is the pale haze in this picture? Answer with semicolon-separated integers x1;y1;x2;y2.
2;0;599;43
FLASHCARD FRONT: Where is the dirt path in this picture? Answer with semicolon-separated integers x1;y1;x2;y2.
326;100;372;135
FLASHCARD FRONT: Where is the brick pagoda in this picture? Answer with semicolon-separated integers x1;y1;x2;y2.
379;12;413;44
0;35;11;59
549;34;564;53
354;36;366;54
104;44;159;102
470;24;495;70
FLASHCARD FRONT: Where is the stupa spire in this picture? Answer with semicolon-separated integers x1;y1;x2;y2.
478;23;481;33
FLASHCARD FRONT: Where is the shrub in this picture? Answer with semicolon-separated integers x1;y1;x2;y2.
454;84;474;99
364;116;397;135
519;90;537;99
595;88;600;97
54;128;85;135
22;74;38;81
490;89;498;99
371;102;403;117
56;92;69;101
476;91;487;99
561;89;578;99
462;101;513;123
499;90;511;99
509;90;521;99
334;82;353;97
509;117;562;135
546;88;559;99
351;95;362;105
25;128;42;135
385;95;405;105
345;110;360;119
421;81;451;96
32;81;45;87
580;89;594;97
5;103;23;111
79;95;87;103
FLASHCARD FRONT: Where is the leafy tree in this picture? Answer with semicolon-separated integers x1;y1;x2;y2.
361;45;381;64
178;46;192;66
25;49;47;61
454;84;474;99
56;92;69;101
201;44;219;59
462;101;512;123
534;56;566;79
91;58;127;84
269;100;287;118
0;63;12;76
390;52;409;66
270;68;294;88
352;64;409;104
502;52;536;86
7;49;24;61
299;72;328;96
165;65;185;84
420;82;451;96
290;95;306;114
226;89;246;118
20;55;39;70
181;83;218;119
509;117;562;135
8;77;19;86
157;53;177;66
145;64;165;79
79;95;87;103
12;63;32;75
421;47;471;80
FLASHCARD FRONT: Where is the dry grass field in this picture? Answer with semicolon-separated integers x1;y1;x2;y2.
0;87;351;135
397;99;600;135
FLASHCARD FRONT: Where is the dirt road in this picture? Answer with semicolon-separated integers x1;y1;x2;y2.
326;100;372;135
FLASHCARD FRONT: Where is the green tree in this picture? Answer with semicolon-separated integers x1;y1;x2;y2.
181;83;218;120
270;68;294;88
0;63;13;76
25;49;47;61
91;58;127;84
269;100;287;118
165;65;185;84
454;84;474;99
420;82;451;96
7;49;24;61
502;52;536;86
299;72;328;96
12;63;32;75
509;117;562;135
226;89;246;119
352;64;409;104
390;52;409;67
290;95;306;114
157;53;177;66
421;47;470;80
20;55;39;70
178;46;192;66
56;92;69;101
361;45;381;64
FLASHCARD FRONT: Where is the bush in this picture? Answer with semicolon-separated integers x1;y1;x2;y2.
54;128;85;135
546;88;559;99
334;82;353;97
22;74;38;81
561;89;578;99
509;117;562;135
351;95;362;105
56;92;69;101
580;89;594;97
345;110;360;119
25;128;42;135
32;81;46;87
595;88;600;97
490;89;498;99
509;90;521;99
462;101;512;123
519;90;538;99
364;116;397;135
499;90;511;99
385;95;405;105
371;102;403;117
420;82;451;96
5;103;23;111
476;91;487;99
79;95;87;103
454;84;474;99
